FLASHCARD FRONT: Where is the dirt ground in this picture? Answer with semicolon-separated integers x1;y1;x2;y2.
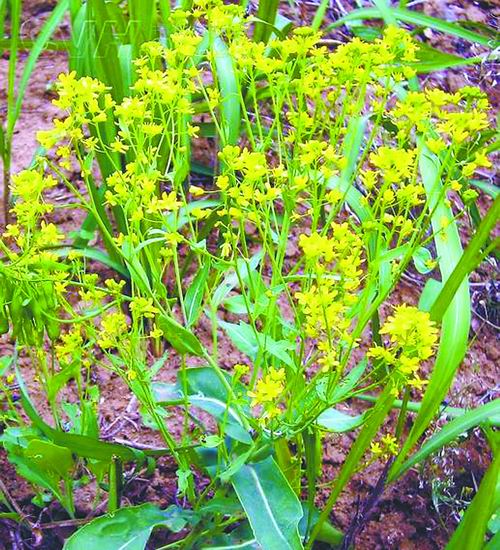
0;1;498;549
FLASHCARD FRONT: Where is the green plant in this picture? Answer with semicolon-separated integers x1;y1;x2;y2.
0;1;498;548
0;0;68;222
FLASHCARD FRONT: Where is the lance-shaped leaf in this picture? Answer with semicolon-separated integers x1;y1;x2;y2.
447;446;500;549
390;399;500;482
390;146;471;475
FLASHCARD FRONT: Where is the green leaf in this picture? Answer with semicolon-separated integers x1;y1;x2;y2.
430;194;500;322
254;0;280;44
311;0;330;31
372;0;397;26
185;261;210;327
219;319;259;359
189;396;252;444
448;447;500;548
1;428;64;503
154;365;251;437
330;7;498;47
410;42;481;73
63;504;192;549
317;409;366;433
177;367;252;444
390;399;500;481
201;521;259;549
9;0;69;135
391;145;471;474
219;319;295;368
212;35;240;145
0;124;5;159
329;361;368;403
231;456;304;550
212;252;263;307
53;246;129;278
310;383;395;543
412;246;434;274
470;179;499;199
16;371;145;463
122;240;151;293
25;439;73;477
418;278;442;312
159;315;205;357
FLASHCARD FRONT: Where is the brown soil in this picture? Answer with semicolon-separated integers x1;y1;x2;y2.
0;1;498;549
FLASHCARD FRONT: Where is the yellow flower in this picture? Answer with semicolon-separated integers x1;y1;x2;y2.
129;297;159;320
380;305;438;360
110;138;129;154
97;311;128;349
147;191;181;213
216;175;229;191
248;368;285;408
370;433;399;459
55;328;83;363
325;189;343;204
189;185;205;197
299;233;335;263
149;325;163;339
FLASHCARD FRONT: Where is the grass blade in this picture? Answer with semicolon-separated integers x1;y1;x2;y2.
308;383;395;548
389;399;500;481
185;260;210;327
211;35;240;145
329;7;498;47
447;447;499;549
311;0;330;31
430;194;500;322
10;0;69;134
254;0;280;44
371;0;397;26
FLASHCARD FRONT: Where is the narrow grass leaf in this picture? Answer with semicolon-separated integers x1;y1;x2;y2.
311;0;330;31
185;261;210;327
470;179;499;199
10;0;69;133
212;36;240;145
309;383;395;546
372;0;397;26
254;0;280;44
329;7;497;47
390;399;500;481
430;194;500;322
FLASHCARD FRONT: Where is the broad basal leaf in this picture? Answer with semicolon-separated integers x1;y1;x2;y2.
231;456;304;550
64;504;197;550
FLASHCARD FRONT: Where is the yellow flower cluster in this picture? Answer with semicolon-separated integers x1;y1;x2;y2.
370;433;399;459
392;87;490;146
129;297;159;320
104;164;182;228
296;224;364;372
97;311;129;350
213;145;284;232
3;170;66;258
248;368;286;423
368;305;438;392
55;327;83;364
